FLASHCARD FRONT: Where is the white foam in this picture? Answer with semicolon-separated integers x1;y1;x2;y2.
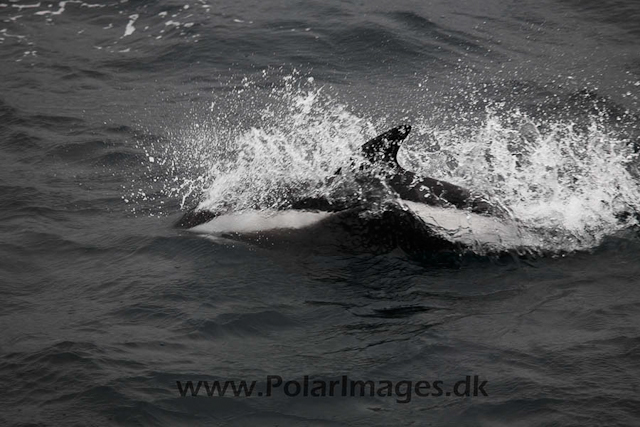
35;0;72;16
190;210;332;234
123;13;138;37
0;28;25;39
12;2;40;10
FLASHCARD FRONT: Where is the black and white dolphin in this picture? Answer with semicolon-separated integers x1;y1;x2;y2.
175;125;537;253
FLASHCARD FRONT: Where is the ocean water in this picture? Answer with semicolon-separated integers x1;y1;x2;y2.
1;0;640;425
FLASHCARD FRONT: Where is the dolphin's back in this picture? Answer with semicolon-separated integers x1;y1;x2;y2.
359;125;504;217
388;170;503;216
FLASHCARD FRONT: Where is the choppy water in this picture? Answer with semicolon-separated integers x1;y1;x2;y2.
1;0;640;425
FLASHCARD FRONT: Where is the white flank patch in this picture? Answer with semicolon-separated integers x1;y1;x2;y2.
402;201;542;250
190;210;332;234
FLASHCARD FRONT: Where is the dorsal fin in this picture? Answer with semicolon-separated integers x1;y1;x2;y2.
361;124;411;165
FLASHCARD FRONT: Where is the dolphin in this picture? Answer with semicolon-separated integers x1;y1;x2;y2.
175;125;534;253
348;124;503;217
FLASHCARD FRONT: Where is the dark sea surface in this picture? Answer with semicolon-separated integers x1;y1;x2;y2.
2;0;640;426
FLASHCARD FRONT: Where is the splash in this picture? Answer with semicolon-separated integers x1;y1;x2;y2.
133;73;640;253
403;109;640;250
